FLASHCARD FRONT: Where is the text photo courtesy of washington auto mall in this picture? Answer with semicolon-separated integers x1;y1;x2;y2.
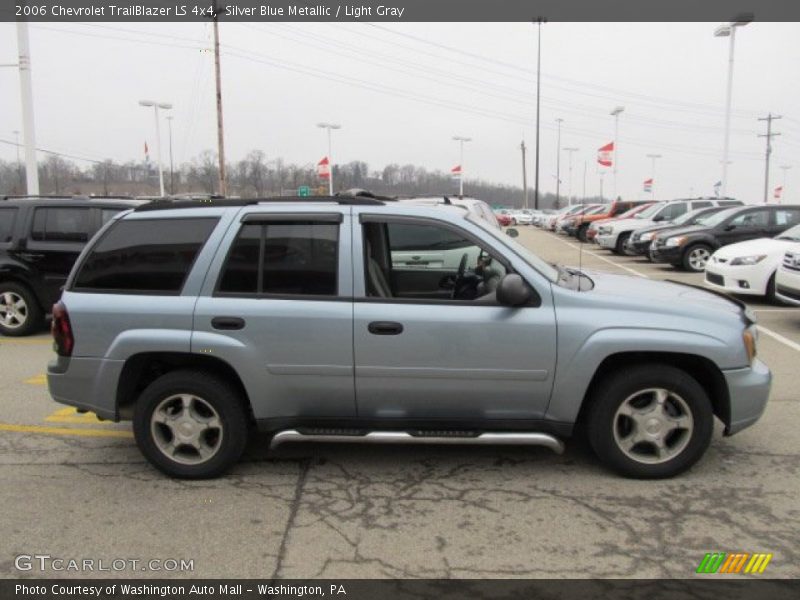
1;1;800;599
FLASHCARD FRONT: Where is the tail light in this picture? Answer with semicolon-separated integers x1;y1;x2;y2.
51;301;74;357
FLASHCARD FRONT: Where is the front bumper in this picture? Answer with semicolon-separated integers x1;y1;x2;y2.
650;244;682;264
47;356;124;421
626;239;652;255
704;262;770;296
723;358;772;435
596;234;617;249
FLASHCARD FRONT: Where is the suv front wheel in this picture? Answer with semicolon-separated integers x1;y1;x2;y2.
0;282;42;337
133;370;249;479
587;364;713;478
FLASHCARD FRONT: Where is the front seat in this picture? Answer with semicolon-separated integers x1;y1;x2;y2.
366;243;392;298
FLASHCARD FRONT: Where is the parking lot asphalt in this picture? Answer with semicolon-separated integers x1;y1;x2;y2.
0;226;798;579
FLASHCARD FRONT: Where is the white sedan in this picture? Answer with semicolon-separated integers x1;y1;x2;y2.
704;224;800;302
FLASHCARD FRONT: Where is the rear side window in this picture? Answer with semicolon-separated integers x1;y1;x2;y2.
774;209;800;227
31;207;92;242
0;207;18;243
73;217;218;293
218;221;339;296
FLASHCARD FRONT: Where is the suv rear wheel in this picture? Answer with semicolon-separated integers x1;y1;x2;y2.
0;282;42;337
587;364;713;478
133;370;249;479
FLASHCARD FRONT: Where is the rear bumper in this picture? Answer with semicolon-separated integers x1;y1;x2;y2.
47;356;124;421
723;358;772;435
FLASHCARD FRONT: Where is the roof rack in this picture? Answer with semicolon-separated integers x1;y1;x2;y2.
134;195;387;212
2;194;137;201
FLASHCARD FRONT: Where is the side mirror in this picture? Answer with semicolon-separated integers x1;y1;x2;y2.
724;224;736;231
506;228;519;238
496;274;532;307
652;214;664;222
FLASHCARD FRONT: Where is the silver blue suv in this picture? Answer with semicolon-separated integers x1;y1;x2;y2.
47;196;771;479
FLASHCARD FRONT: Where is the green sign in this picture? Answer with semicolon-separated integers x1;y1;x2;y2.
298;186;311;197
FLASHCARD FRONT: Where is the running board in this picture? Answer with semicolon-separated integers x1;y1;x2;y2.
269;430;564;454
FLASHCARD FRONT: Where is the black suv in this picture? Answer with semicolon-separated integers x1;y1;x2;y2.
650;204;800;272
0;196;142;335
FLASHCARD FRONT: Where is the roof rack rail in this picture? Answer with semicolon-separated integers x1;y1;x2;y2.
134;195;387;212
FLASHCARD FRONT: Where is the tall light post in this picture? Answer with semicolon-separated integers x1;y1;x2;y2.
452;135;472;197
610;106;624;199
554;118;563;205
563;147;579;206
12;130;22;190
715;19;751;198
533;18;545;211
646;153;662;200
16;22;39;195
317;122;341;196
138;100;172;197
166;115;175;195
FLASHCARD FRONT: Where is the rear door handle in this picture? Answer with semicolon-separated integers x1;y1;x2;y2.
211;316;245;331
368;321;404;335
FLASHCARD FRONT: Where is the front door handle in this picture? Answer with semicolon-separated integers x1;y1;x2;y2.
17;252;45;262
368;321;404;335
211;316;245;330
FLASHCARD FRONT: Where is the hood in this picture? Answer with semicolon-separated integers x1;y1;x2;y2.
712;237;793;259
635;222;680;237
579;269;746;321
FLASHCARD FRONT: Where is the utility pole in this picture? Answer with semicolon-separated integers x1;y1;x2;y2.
758;113;781;204
212;8;227;196
166;115;175;195
533;18;545;210
555;118;563;206
611;106;625;199
564;147;579;206
646;153;662;200
16;22;39;195
520;140;529;209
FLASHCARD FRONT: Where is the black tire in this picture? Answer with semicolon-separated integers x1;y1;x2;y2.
586;364;713;479
0;281;43;337
613;231;631;255
681;243;713;272
577;224;590;243
133;370;249;479
765;271;779;304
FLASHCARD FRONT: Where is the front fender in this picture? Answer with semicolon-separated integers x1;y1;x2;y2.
545;326;736;424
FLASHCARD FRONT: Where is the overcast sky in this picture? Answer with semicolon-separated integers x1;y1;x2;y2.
1;21;799;202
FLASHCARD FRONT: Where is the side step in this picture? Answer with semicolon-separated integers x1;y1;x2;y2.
269;430;565;454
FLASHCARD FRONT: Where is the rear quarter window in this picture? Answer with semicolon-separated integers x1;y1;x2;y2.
31;207;92;242
0;207;18;243
73;217;218;294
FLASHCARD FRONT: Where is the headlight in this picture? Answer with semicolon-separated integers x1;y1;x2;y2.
665;236;688;247
598;226;612;235
730;255;767;266
640;232;654;241
743;329;757;364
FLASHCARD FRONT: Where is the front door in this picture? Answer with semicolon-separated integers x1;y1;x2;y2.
353;214;557;422
717;208;771;246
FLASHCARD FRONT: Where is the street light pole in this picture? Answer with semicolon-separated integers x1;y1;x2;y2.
555;118;563;206
139;100;172;197
646;153;662;200
166;115;175;195
452;135;472;197
533;18;545;211
715;19;750;198
610;106;624;199
317;123;341;196
563;147;579;206
16;22;39;195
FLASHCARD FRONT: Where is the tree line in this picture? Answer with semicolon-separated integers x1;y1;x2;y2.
0;149;597;209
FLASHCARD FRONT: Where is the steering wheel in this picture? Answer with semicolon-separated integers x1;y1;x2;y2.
451;252;469;299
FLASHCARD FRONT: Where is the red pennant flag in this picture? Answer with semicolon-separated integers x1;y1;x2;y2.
643;178;653;192
451;164;462;177
317;156;330;179
597;142;614;167
774;185;783;200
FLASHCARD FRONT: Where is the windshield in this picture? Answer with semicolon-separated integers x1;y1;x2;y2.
617;204;650;219
467;214;559;282
585;205;607;215
634;203;665;219
777;224;800;241
695;206;742;227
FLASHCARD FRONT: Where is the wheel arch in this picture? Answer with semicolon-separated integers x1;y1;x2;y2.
574;351;730;432
116;352;254;423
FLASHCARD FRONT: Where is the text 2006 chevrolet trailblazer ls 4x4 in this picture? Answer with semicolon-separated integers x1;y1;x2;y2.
47;195;771;479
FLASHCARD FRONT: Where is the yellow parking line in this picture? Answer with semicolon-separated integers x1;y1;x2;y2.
25;373;47;386
45;407;106;424
0;423;132;438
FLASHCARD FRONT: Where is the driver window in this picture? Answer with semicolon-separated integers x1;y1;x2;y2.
363;221;507;301
730;210;769;228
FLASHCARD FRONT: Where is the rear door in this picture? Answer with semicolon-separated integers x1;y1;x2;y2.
192;207;356;421
769;207;800;236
